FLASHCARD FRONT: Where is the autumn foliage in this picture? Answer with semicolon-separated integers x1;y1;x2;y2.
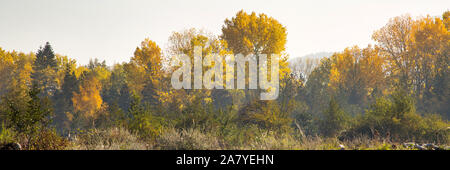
0;10;449;150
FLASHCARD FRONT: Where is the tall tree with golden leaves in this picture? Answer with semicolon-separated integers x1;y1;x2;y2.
328;46;387;105
372;15;414;91
222;10;287;55
72;71;103;127
132;38;164;105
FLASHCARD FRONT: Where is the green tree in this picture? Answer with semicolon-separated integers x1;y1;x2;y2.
32;42;58;97
318;98;350;137
3;85;53;149
127;91;163;141
53;65;78;132
303;57;332;115
342;92;449;143
102;64;132;111
34;42;57;70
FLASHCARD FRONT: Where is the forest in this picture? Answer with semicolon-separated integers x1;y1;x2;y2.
0;10;449;150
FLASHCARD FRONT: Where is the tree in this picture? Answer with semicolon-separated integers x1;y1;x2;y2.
318;98;350;137
222;10;287;56
221;10;290;90
34;42;57;70
3;85;53;149
32;42;58;97
53;65;78;132
72;71;104;128
102;64;132;111
372;15;413;91
340;92;449;143
0;48;16;97
0;49;33;98
221;11;292;125
443;10;450;29
277;73;303;115
303;57;332;115
127;91;163;141
328;46;386;106
373;13;450;117
163;29;219;113
132;39;164;105
408;15;449;116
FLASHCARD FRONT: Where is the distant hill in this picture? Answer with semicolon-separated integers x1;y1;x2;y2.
289;52;334;61
287;52;332;79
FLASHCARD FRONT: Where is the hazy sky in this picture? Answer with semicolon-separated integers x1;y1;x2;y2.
0;0;448;65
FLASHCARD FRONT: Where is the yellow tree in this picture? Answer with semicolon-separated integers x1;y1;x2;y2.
410;16;449;95
222;10;292;129
359;46;388;97
163;29;218;112
443;10;449;29
132;39;162;72
0;48;33;99
329;45;386;105
221;10;290;94
222;10;287;56
72;71;104;127
0;48;17;97
123;62;146;95
372;15;414;91
132;38;164;104
373;12;449;116
409;15;449;114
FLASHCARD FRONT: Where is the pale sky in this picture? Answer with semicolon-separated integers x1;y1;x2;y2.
0;0;448;65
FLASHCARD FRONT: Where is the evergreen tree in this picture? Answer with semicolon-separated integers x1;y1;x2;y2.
34;42;57;70
31;42;58;97
4;85;53;149
318;98;350;137
53;65;78;132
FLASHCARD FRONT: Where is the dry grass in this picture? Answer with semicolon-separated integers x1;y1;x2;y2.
70;127;148;150
59;127;448;150
154;127;220;150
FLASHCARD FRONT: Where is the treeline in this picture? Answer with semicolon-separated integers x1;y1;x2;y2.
0;10;449;150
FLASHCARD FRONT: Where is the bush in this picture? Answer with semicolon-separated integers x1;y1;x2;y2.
128;113;164;141
2;85;54;149
0;123;16;145
341;93;450;144
29;128;70;150
126;92;164;141
318;98;351;137
237;100;292;133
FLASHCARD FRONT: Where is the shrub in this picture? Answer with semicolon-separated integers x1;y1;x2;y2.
237;100;292;133
0;123;16;145
126;92;164;141
128;113;164;141
318;98;351;137
29;128;70;150
341;93;450;144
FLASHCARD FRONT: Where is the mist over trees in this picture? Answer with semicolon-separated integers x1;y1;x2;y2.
0;10;449;150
